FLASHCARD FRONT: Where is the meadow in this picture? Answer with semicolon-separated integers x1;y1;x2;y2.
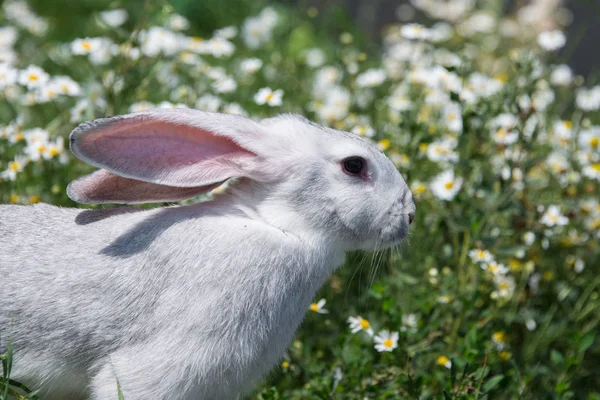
1;0;599;398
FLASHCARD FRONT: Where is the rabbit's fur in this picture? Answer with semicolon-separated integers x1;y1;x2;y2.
0;110;415;399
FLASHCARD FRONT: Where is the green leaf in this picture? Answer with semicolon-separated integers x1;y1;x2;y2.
483;375;504;392
396;272;419;285
579;334;595;353
287;23;317;58
551;350;564;366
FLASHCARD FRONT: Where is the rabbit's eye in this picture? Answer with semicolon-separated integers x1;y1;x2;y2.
343;157;365;175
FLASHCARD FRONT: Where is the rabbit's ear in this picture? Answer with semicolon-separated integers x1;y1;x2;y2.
69;108;266;190
67;169;222;204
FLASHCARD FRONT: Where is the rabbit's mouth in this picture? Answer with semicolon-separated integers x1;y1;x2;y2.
376;189;415;248
378;213;412;248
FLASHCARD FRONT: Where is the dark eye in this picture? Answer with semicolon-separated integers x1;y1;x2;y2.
343;157;365;175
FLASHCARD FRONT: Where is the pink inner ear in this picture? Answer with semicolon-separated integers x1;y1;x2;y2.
67;170;222;204
73;118;255;188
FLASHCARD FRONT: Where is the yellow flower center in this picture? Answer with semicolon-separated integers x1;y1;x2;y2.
444;180;455;190
492;332;505;343
82;41;92;51
499;351;512;361
49;147;60;156
489;264;498;272
378;139;391;151
494;72;508;83
509;259;522;271
498;282;509;290
8;161;20;171
563;121;572;129
29;195;40;204
38;145;46;153
448;113;457;121
591;163;600;172
28;74;38;81
281;361;289;368
496;128;507;138
383;339;393;348
437;356;450;366
15;132;24;141
359;319;370;329
414;184;426;195
590;137;599;148
265;92;274;102
310;303;318;311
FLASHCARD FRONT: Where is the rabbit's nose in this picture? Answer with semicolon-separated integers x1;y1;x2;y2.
408;212;415;225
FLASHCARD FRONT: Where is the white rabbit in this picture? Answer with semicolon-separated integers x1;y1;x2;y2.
0;108;415;400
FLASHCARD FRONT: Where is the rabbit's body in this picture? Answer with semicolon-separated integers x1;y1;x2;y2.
1;193;342;399
1;109;415;399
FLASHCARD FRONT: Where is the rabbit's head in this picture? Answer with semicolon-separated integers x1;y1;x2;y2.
68;109;415;251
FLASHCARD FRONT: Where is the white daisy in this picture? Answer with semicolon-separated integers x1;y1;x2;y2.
426;138;458;164
400;23;432;40
540;205;569;227
214;26;238;39
550;64;573;86
537;30;566;51
1;155;28;181
99;9;128;27
212;77;237;93
240;58;263;74
579;127;600;151
49;76;81;96
167;14;190;31
128;101;154;113
304;48;326;68
355;69;386;88
18;65;49;89
309;298;328;314
206;37;235;58
469;249;494;264
400;314;418;333
442;102;463;133
373;330;399;352
492;275;516;300
523;232;536;246
347;316;374;336
0;63;18;88
430;170;463;201
254;87;283;106
195;94;222;112
222;102;247;116
582;162;600;181
576;86;600;111
482;261;509;276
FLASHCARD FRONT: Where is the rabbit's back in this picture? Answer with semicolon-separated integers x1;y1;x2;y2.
0;204;163;362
